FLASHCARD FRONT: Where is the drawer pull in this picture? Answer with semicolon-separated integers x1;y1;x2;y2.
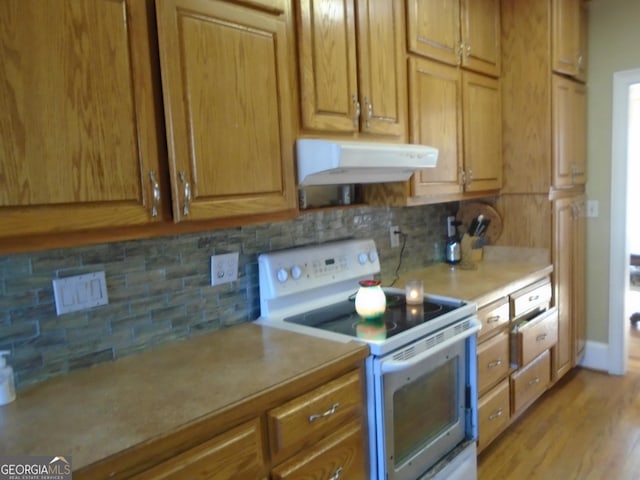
329;466;343;480
528;294;540;302
488;359;503;369
486;315;501;324
309;402;340;423
536;333;548;342
528;376;541;386
488;408;503;421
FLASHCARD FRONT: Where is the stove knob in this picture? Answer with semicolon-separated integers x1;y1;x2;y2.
358;252;368;265
276;268;289;283
291;265;302;280
368;250;378;263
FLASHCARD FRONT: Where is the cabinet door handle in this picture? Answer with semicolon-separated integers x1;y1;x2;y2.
329;466;343;480
364;96;373;129
488;408;503;421
459;167;466;186
179;171;191;216
488;359;503;369
466;169;473;186
465;43;471;57
456;41;464;65
528;294;540;302
528;376;541;386
149;171;160;217
352;95;360;128
536;333;547;342
486;315;501;324
309;402;339;423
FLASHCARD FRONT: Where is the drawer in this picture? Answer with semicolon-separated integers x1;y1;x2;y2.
267;370;363;464
511;307;558;367
271;420;367;479
477;330;510;395
130;418;265;480
511;279;552;318
511;350;551;415
477;297;510;342
478;379;510;452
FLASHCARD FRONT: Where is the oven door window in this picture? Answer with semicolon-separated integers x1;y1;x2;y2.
381;339;467;480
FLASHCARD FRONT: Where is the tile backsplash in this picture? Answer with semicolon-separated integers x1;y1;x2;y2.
0;203;456;389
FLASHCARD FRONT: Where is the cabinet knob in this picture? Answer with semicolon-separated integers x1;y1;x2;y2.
488;408;503;421
179;171;191;216
488;359;503;369
149;171;160;217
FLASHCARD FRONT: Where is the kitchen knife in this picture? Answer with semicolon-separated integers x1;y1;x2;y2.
477;219;491;236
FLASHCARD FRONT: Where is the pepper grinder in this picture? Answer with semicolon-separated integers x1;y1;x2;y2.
445;216;461;265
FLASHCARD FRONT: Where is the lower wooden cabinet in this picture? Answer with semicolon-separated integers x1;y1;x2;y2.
511;350;551;415
267;370;364;466
477;379;510;452
271;420;367;480
130;418;265;480
476;272;556;453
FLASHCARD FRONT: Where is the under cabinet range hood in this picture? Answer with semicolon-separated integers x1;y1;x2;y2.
296;138;438;186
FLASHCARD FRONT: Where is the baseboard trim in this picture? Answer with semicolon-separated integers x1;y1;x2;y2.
579;340;610;373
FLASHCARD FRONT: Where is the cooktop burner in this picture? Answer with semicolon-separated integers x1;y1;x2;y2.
284;293;458;341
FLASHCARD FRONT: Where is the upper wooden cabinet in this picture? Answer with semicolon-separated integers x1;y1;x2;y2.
156;0;297;222
552;75;586;189
408;58;501;199
462;70;503;192
407;0;501;78
0;0;298;246
0;0;166;236
501;0;587;195
296;0;407;139
552;0;588;81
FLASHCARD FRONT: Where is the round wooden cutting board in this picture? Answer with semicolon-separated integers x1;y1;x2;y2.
456;202;503;245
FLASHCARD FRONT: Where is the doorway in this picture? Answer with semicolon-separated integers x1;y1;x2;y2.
609;69;640;375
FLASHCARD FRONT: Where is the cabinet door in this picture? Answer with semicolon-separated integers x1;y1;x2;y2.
407;0;461;66
462;71;502;192
553;197;574;380
356;0;407;139
552;75;586;188
156;0;297;222
0;0;164;237
575;1;588;82
271;420;367;480
573;197;586;365
409;58;463;197
297;0;358;133
460;0;501;77
552;0;581;78
130;418;265;480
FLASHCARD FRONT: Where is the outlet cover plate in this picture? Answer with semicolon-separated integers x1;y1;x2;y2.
390;225;400;248
211;252;239;286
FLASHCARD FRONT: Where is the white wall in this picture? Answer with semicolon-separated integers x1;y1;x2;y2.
587;0;640;343
629;84;640;254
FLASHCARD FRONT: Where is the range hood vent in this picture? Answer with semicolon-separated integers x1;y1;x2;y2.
296;139;438;186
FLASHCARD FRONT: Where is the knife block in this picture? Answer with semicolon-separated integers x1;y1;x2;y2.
461;234;483;264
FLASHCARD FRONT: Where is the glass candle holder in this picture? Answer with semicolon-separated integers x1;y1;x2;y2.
355;280;386;320
405;279;424;305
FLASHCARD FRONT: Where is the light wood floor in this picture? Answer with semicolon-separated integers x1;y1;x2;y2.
478;303;640;479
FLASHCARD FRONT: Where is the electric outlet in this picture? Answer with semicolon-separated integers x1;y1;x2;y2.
390;225;400;248
210;252;239;286
586;200;599;218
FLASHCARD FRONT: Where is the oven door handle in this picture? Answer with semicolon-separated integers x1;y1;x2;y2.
379;325;480;374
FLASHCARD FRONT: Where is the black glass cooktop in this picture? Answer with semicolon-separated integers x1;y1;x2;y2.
284;293;459;341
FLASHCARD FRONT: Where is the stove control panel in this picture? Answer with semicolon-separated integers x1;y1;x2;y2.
258;239;380;300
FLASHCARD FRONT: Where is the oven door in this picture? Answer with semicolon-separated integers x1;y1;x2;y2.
372;325;478;480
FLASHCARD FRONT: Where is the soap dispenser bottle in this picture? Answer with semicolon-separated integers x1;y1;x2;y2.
445;216;461;265
0;350;16;405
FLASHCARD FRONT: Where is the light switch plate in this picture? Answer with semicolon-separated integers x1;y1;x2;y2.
52;271;109;316
211;252;239;286
586;200;599;218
